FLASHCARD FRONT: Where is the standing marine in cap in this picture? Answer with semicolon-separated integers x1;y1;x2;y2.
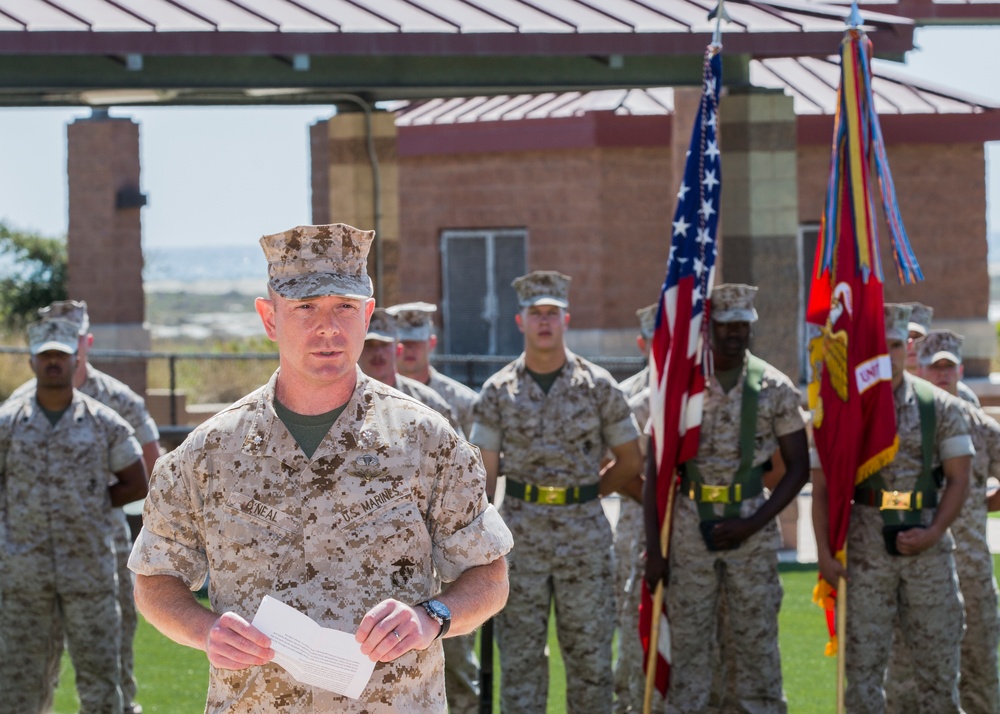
129;224;513;713
388;301;480;438
613;303;657;713
470;270;643;713
358;307;460;432
644;283;809;713
903;301;980;406
886;329;1000;714
812;303;973;713
384;301;484;714
0;318;147;714
617;303;657;400
7;299;161;714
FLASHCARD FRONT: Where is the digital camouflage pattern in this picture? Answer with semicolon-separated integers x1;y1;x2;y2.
904;301;933;336
915;329;963;367
0;390;142;714
618;366;649;401
37;298;89;334
666;354;805;714
9;363;160;709
709;283;758;323
425;366;478;438
510;271;571;308
386;302;437;342
422;360;483;714
471;350;639;490
130;368;512;713
614;387;650;713
27;318;79;355
471;350;638;713
887;395;1000;714
260;223;375;301
9;363;159;446
885;303;912;343
952;405;1000;713
393;374;460;434
845;373;973;714
637;304;657;341
365;307;396;342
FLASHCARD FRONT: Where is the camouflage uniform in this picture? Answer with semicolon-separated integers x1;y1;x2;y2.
396;371;480;714
374;304;482;714
887;330;998;714
423;368;482;714
130;368;512;713
614;387;649;713
618;304;656;403
472;349;639;713
394;373;461;433
9;362;159;710
618;367;649;402
845;372;973;714
426;366;478;439
0;390;142;714
952;405;1000;713
665;353;803;714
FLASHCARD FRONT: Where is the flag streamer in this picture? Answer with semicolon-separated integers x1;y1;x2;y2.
807;18;922;660
815;31;922;286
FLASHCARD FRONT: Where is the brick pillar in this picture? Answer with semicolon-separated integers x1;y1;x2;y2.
67;111;149;394
310;110;400;305
719;88;800;382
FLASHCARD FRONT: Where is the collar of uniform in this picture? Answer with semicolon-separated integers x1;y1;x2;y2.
513;348;575;378
242;369;312;472
243;367;374;467
708;352;750;394
895;371;918;407
21;389;89;428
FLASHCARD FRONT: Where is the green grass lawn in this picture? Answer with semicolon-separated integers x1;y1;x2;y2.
53;559;995;713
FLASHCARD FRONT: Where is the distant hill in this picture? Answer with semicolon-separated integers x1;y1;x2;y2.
144;245;267;295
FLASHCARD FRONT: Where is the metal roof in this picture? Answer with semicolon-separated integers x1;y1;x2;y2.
0;0;915;107
0;0;909;38
837;0;1000;24
392;54;997;126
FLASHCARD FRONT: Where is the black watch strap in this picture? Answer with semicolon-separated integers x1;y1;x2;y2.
418;599;451;639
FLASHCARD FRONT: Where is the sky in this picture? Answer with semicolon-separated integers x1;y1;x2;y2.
0;26;998;252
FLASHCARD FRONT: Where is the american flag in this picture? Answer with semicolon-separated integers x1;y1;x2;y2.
639;46;721;697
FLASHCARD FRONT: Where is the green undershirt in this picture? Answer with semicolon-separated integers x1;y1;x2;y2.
274;399;347;459
715;365;743;393
40;405;69;426
527;367;562;395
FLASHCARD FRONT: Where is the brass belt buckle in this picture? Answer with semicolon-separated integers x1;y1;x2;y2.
880;490;912;510
700;484;730;504
536;486;567;505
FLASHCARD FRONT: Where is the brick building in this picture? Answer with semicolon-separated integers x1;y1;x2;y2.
308;55;1000;385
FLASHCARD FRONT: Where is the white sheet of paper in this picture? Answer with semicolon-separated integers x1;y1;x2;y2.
251;595;376;700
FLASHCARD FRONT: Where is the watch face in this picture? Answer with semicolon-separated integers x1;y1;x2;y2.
426;599;451;619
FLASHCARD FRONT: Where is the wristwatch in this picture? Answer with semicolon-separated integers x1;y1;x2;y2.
418;599;452;639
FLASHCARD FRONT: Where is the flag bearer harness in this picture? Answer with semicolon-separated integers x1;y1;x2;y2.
853;379;941;554
680;355;768;524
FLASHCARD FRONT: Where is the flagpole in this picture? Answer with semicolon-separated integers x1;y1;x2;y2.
835;12;863;714
643;470;678;714
836;572;847;714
